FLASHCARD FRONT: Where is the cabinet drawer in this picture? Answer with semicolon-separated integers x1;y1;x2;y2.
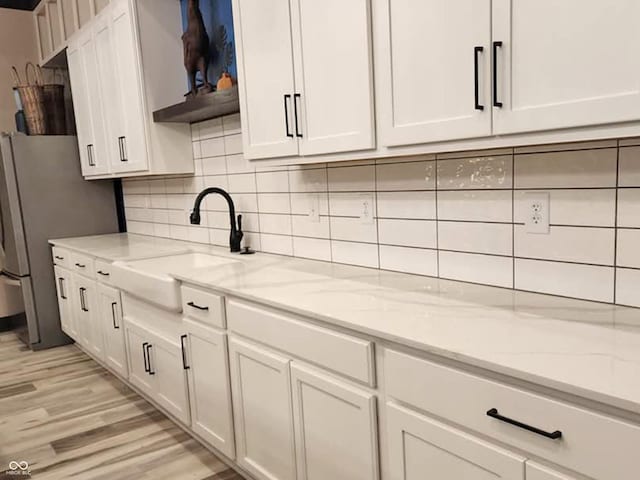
70;252;95;278
52;247;70;268
181;285;225;328
227;299;375;386
384;349;640;480
95;260;114;284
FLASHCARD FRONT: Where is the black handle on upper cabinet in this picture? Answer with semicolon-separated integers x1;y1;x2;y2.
87;144;95;166
142;342;150;373
111;302;119;329
180;334;190;370
118;136;128;162
486;408;562;440
58;278;66;300
294;93;302;138
492;41;503;108
284;94;293;138
187;301;209;311
474;46;484;111
146;344;155;375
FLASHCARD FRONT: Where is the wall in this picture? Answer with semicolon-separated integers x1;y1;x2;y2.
0;7;39;132
123;114;640;308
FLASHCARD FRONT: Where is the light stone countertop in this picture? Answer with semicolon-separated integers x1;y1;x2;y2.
50;233;640;415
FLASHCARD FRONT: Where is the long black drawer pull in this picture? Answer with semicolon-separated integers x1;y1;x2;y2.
142;342;150;373
492;41;503;108
187;301;209;311
111;302;119;329
146;344;155;375
294;93;302;138
180;334;190;370
97;270;110;277
486;408;562;440
58;278;66;300
75;263;86;268
55;255;65;260
474;46;484;111
284;94;293;138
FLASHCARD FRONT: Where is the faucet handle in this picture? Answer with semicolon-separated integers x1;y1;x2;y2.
237;214;243;232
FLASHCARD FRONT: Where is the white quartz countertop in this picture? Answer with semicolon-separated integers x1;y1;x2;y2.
51;234;640;415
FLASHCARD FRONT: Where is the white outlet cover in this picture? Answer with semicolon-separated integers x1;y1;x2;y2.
359;194;375;224
525;191;550;234
308;194;320;223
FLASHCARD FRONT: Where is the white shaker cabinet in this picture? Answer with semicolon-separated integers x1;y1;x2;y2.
72;275;104;360
54;266;76;339
233;0;375;160
386;402;525;480
125;319;155;395
183;320;235;459
376;0;492;146
229;337;297;480
97;284;128;378
291;364;379;480
526;463;577;480
492;0;640;134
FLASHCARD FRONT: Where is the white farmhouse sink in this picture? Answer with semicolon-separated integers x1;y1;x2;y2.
111;252;238;311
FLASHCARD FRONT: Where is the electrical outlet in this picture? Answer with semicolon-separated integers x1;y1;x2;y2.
360;194;375;224
308;194;320;223
525;191;550;234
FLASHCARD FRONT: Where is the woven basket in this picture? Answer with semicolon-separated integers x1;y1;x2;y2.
42;68;66;135
11;63;47;135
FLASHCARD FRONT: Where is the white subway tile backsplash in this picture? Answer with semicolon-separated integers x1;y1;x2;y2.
377;191;436;219
438;155;512;190
379;245;438;277
378;219;437;249
515;259;614;303
438;190;512;222
439;222;512;256
514;149;617;189
124;116;640;309
439;251;513;288
515;225;615;265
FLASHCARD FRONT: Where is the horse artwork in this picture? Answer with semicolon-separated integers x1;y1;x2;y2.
182;0;214;97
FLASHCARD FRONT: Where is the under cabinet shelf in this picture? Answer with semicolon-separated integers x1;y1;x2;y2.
152;86;239;124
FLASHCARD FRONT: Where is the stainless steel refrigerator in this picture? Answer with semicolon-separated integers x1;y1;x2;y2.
0;133;119;350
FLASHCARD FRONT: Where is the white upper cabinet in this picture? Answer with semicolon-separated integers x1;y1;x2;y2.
492;0;640;135
233;0;375;160
233;0;298;159
376;0;492;146
290;0;375;155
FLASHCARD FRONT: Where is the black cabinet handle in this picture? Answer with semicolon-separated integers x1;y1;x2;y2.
146;344;155;375
187;301;209;311
111;302;119;329
75;263;86;268
58;278;66;300
492;41;503;108
87;144;95;166
284;94;293;138
486;408;562;440
97;270;110;277
79;287;87;312
294;93;302;138
55;255;65;260
118;136;128;162
142;342;150;373
474;46;484;111
180;334;190;370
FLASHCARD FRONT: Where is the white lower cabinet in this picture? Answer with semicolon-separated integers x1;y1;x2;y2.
54;266;76;339
387;402;525;480
97;284;128;378
526;462;576;480
291;364;378;480
124;320;155;396
72;274;104;360
229;337;297;480
183;319;235;458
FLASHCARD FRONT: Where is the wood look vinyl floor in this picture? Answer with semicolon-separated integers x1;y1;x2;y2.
0;331;245;480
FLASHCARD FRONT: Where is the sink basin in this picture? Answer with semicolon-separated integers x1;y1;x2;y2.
111;252;238;311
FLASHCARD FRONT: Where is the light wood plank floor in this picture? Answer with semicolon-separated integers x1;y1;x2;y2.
0;331;245;480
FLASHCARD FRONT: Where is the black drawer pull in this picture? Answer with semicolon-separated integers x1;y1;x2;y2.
187;301;209;311
486;408;562;440
142;342;150;373
75;263;86;268
146;344;155;375
111;302;119;329
97;270;110;277
55;255;65;260
180;334;190;370
492;41;503;108
79;287;87;312
284;94;293;138
58;278;66;300
474;46;484;111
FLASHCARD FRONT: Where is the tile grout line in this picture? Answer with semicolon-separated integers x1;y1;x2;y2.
613;140;620;304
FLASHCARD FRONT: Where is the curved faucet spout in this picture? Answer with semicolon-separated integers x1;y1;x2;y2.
190;187;243;252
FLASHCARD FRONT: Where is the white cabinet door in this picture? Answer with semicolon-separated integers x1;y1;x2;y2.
108;0;149;173
233;0;299;159
146;331;191;426
124;320;154;395
375;0;492;146
229;337;296;480
54;266;76;340
290;0;375;155
97;284;128;378
387;403;525;480
73;275;104;360
526;462;577;480
291;364;379;480
183;320;235;458
493;0;640;134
